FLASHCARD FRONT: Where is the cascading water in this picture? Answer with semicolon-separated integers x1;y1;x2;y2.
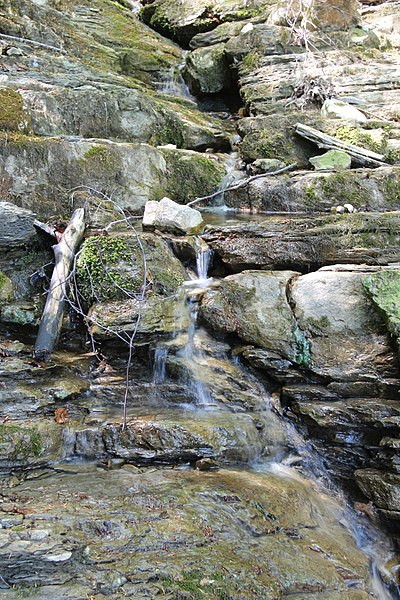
157;52;195;99
152;346;168;384
127;0;141;14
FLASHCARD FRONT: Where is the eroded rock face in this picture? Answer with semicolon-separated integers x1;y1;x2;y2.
203;213;400;271
0;202;36;248
200;270;301;362
0;465;379;598
223;166;400;213
0;137;225;215
289;268;397;381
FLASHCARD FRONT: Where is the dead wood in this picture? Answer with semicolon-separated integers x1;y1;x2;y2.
295;123;387;168
34;208;86;361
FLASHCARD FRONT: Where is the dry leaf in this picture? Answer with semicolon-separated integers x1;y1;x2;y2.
54;407;69;424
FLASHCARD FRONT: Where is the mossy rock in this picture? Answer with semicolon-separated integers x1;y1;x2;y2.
0;88;29;132
161;150;225;204
76;233;186;306
0;424;43;465
363;270;400;341
0;271;15;302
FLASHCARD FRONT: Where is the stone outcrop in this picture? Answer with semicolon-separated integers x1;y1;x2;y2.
0;137;225;215
0;202;36;248
203;213;400;271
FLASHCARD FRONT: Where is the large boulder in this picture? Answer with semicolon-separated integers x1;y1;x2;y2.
0;137;225;216
290;266;398;381
183;43;232;95
200;271;305;363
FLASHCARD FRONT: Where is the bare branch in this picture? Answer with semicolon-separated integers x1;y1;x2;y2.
0;33;64;53
187;163;298;207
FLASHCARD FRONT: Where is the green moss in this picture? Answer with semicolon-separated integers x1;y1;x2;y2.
387;148;400;165
0;424;42;462
0;88;29;132
160;570;230;600
334;125;386;154
81;145;119;173
240;128;293;163
161;150;224;204
384;174;400;205
0;271;8;287
292;325;311;367
304;184;318;206
320;172;365;208
240;50;260;74
76;235;144;305
363;270;400;340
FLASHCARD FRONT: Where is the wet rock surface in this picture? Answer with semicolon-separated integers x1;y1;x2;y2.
1;0;400;594
203;213;400;271
0;463;385;598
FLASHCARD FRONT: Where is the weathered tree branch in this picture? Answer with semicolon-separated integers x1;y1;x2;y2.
34;208;86;362
187;163;298;207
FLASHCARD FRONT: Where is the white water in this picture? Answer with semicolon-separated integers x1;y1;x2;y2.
211;152;246;207
156;52;195;99
127;0;141;14
152;346;168;384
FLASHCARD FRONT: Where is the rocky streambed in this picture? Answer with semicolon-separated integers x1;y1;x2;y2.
1;0;400;597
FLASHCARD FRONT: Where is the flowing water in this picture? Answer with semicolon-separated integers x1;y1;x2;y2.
156;52;195;99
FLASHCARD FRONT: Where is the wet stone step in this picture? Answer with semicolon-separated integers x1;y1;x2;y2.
0;463;390;598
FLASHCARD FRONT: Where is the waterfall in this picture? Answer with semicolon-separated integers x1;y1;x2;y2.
157;52;195;99
152;242;214;406
208;152;246;208
195;248;212;282
153;346;168;384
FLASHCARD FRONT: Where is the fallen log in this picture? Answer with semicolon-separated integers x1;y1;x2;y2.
295;123;387;168
34;208;86;362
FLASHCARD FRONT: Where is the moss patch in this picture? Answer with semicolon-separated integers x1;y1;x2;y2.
161;150;224;204
0;424;43;463
0;88;29;132
0;271;14;301
333;125;386;154
363;270;400;342
81;145;119;174
76;235;145;305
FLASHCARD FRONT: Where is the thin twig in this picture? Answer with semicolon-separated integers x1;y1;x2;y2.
0;33;64;53
187;163;297;207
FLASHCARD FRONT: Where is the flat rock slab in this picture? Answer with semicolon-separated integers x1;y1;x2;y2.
203;212;400;271
0;464;378;597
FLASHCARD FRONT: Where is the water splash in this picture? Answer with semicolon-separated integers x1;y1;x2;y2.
211;152;246;207
127;0;141;14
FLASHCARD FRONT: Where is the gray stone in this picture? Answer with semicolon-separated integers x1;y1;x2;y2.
183;43;231;95
321;99;367;122
355;469;400;511
290;268;398;381
200;270;301;362
0;202;36;248
142;197;205;235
